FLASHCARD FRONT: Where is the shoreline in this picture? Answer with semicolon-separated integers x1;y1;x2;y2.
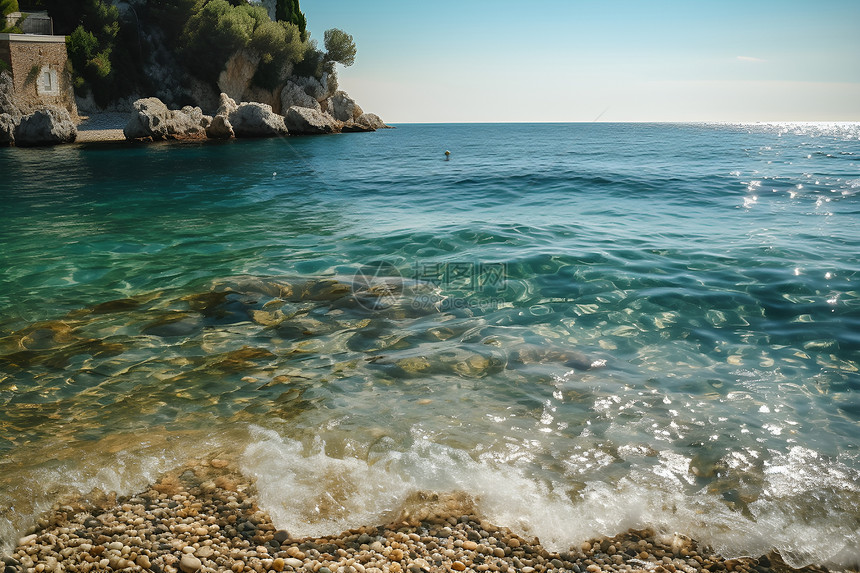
74;113;128;143
2;460;854;573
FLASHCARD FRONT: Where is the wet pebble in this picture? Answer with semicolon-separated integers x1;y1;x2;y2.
5;465;836;573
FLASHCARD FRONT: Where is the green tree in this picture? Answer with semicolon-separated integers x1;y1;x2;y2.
64;0;123;106
144;0;198;50
323;28;356;67
250;19;304;89
275;0;306;40
179;0;255;84
292;38;324;78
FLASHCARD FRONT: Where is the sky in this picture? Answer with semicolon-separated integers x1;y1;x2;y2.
302;0;860;123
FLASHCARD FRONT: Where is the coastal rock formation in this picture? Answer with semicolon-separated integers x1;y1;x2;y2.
123;98;212;141
216;92;239;117
217;49;261;103
280;81;321;113
292;75;328;102
357;112;389;130
0;113;17;145
341;120;375;133
206;114;234;139
331;90;363;122
13;107;77;147
0;71;21;119
284;106;338;135
228;102;288;138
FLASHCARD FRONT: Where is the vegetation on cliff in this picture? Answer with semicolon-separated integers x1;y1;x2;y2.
17;0;357;109
1;0;21;33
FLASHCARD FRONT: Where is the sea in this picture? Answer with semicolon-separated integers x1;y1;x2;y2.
1;123;858;568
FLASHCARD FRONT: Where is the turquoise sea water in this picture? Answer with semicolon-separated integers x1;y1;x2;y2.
1;123;859;567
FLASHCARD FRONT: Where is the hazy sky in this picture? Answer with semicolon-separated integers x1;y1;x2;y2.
303;0;860;123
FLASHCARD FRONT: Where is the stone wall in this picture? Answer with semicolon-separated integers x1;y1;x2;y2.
0;34;77;119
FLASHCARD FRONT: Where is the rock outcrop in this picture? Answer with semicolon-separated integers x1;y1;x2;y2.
357;113;389;130
284;106;338;135
0;113;17;146
280;81;321;113
215;92;239;117
218;50;261;103
0;71;21;120
206;114;234;139
341;120;375;133
124;98;212;141
228;102;288;138
331;91;363;122
13;107;77;147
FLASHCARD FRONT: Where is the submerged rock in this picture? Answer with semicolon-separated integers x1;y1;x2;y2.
14;107;77;147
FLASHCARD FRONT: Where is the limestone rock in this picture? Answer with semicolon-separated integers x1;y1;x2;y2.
243;84;282;113
216;93;239;117
284;106;339;135
228;102;288;138
356;113;389;130
0;71;21;119
331;91;363;122
218;49;261;103
341;120;375;133
206;114;234;139
0;113;17;146
14;107;77;147
280;81;321;112
124;98;211;141
292;75;327;102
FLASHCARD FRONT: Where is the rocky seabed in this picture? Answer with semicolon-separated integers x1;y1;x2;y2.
1;460;854;573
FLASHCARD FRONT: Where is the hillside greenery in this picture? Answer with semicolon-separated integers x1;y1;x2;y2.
1;0;21;33
15;0;356;107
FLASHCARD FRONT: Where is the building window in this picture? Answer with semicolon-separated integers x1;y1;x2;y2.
37;66;59;96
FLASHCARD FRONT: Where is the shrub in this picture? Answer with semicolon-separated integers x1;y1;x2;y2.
0;0;18;17
292;39;324;79
179;0;255;84
251;19;304;89
1;0;20;33
323;28;356;67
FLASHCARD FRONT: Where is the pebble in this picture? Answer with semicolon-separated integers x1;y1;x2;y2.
180;554;202;573
4;464;833;573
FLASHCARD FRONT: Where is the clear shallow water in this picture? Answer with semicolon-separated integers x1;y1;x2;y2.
0;123;859;567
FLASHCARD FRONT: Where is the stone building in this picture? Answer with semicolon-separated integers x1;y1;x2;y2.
0;29;77;118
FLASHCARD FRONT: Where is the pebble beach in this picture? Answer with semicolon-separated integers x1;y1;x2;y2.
74;113;127;143
1;461;854;573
